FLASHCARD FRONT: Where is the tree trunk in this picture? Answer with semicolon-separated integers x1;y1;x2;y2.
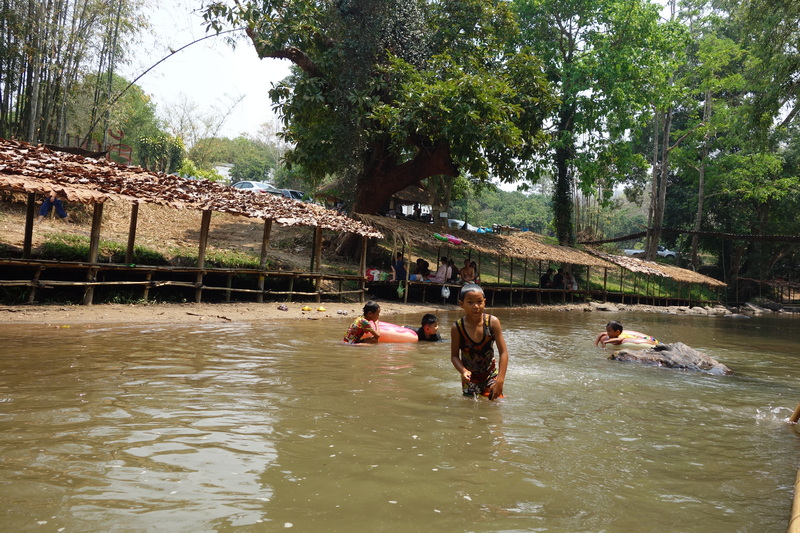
336;141;458;257
690;90;712;269
553;106;575;245
352;141;458;216
647;105;672;260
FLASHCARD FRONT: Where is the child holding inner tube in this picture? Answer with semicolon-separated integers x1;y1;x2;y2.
450;284;508;400
343;301;381;344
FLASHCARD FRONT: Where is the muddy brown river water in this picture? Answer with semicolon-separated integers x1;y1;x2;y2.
1;309;799;532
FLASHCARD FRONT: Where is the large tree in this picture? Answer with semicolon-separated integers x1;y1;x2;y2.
203;0;555;230
514;0;678;245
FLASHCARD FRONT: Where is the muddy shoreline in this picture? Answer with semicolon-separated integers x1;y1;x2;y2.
0;299;768;327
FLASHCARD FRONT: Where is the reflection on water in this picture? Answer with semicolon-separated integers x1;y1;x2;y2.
1;310;799;531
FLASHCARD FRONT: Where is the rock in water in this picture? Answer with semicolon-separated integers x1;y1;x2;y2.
609;342;733;375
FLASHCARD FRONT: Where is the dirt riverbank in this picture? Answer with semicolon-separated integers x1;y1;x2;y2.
0;299;748;327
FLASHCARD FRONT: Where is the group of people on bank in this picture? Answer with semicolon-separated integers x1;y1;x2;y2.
538;267;578;290
391;253;480;285
390;252;579;290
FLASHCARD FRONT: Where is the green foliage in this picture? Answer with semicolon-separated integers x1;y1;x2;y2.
205;0;556;217
204;251;263;269
0;0;147;143
67;73;164;164
451;186;553;234
177;159;225;182
188;135;282;184
37;234;168;265
514;0;686;243
137;134;185;173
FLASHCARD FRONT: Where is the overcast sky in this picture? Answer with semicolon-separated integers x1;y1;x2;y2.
120;0;291;139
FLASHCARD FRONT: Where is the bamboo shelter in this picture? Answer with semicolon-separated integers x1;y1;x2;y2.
587;250;727;305
357;215;613;306
356;214;725;307
0;138;382;305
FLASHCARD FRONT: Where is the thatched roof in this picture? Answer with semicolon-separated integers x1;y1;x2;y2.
392;184;429;205
357;214;727;287
0;138;382;237
588;249;727;287
356;214;613;268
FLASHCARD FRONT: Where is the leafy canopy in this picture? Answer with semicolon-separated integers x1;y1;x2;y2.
204;0;556;204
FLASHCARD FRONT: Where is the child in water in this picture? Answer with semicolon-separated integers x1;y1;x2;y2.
343;301;381;344
594;320;659;349
415;313;441;342
450;284;508;400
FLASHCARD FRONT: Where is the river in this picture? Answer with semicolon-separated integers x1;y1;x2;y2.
1;309;798;532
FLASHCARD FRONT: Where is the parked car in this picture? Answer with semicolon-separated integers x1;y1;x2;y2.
623;245;678;259
447;218;479;232
232;181;282;195
279;189;306;201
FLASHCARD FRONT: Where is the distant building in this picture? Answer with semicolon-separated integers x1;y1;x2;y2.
213;164;234;184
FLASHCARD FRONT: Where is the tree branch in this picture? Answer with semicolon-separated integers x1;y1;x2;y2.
667;122;703;153
245;29;324;78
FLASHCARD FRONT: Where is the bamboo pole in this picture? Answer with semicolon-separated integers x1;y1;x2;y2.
403;241;411;304
789;470;800;533
27;265;43;303
23;192;35;259
125;203;139;264
523;258;528;286
82;202;105;305
195;210;212;303
359;235;368;303
313;227;323;302
509;257;514;307
257;219;273;303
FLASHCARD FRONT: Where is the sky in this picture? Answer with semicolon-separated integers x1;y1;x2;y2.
120;0;291;139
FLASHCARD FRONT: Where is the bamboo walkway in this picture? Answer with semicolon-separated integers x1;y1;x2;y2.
0;258;368;305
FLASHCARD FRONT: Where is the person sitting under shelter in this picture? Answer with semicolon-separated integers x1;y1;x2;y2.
459;259;476;284
552;268;565;289
540;268;554;288
429;257;451;283
37;192;69;224
410;258;430;280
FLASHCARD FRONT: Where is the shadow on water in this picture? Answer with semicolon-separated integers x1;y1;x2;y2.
1;309;799;531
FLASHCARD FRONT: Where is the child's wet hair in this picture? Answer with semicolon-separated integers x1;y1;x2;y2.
459;283;484;301
363;300;381;314
421;313;438;326
606;320;623;332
